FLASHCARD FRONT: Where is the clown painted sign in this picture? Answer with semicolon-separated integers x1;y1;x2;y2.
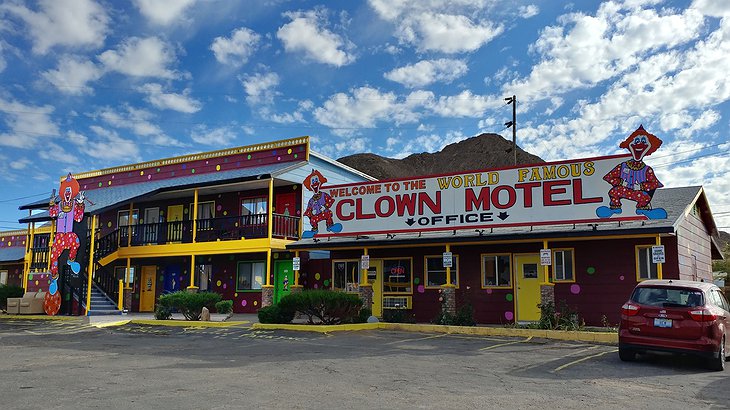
302;126;667;238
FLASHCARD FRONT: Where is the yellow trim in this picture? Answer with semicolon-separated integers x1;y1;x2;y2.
634;245;658;282
360;248;369;286
480;253;514;289
290;233;668;252
117;279;124;310
188;255;198;290
254;322;379;333
47;220;55;272
445;244;452;288
305;136;310;162
125;258;132;288
192;189;199;243
294;250;300;286
552;248;576;283
542;240;550;284
265;248;272;286
656;235;663;280
380;257;414;295
69;137;309;180
424;254;459;289
85;215;97;315
267;178;274;240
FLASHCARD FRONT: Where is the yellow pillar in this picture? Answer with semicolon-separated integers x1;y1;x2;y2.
542;240;550;284
25;221;36;290
192;189;199;243
360;248;369;286
265;249;272;286
85;215;97;315
117;279;124;310
47;219;56;272
267;178;274;239
188;255;198;290
125;258;132;289
294;250;300;286
444;244;454;287
656;235;663;279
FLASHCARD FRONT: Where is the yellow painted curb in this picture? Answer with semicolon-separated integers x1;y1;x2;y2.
92;320;131;328
128;319;251;328
0;315;79;321
253;322;380;333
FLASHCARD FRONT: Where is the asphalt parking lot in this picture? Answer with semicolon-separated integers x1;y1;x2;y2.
0;319;728;409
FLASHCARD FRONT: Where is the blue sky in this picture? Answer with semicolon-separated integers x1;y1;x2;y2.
0;0;729;231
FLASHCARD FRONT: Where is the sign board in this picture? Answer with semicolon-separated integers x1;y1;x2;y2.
442;252;453;268
305;153;664;237
540;249;552;266
292;257;301;271
360;255;370;270
651;245;665;264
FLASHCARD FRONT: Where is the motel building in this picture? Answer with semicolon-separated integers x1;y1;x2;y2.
287;128;724;326
15;137;372;316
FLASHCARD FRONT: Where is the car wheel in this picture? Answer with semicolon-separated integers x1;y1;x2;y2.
619;346;636;362
708;337;725;371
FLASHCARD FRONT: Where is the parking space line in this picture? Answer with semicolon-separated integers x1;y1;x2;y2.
480;336;533;351
552;348;618;372
384;333;447;345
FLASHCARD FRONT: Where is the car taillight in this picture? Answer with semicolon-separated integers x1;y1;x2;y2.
689;308;718;322
621;303;640;316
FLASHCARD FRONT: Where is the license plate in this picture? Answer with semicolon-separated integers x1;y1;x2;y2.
654;318;672;328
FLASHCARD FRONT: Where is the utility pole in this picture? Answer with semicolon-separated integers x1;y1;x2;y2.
504;95;517;165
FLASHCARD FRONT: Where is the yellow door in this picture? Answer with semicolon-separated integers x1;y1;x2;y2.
368;260;383;317
167;205;183;243
515;254;541;322
140;265;157;312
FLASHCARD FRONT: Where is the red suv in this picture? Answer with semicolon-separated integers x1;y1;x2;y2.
619;279;730;371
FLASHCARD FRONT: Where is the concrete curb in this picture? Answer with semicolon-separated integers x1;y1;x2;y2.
252;322;618;344
120;319;251;328
0;315;80;321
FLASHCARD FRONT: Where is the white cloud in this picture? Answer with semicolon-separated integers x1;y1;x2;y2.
691;0;730;17
42;55;103;95
240;71;280;106
133;0;198;25
384;59;468;88
506;3;705;102
2;0;108;54
69;128;140;161
190;125;237;146
519;5;540;19
98;37;180;79
211;27;260;67
277;9;356;67
0;98;59;148
368;0;502;53
138;83;202;113
427;90;499;117
95;105;183;148
0;42;6;73
313;87;430;135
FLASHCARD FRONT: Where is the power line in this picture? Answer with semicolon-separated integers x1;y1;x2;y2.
653;149;730;169
0;192;49;204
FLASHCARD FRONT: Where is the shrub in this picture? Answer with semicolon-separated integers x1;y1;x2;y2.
157;291;222;321
154;304;172;320
356;307;372;323
279;290;363;325
0;285;24;310
257;304;295;324
215;300;233;315
536;300;584;331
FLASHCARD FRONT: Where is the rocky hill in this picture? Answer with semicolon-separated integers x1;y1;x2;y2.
337;133;544;180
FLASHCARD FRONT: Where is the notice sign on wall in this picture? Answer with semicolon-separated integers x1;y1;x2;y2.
540;249;552;266
361;255;370;270
442;252;453;268
651;245;666;263
292;257;301;271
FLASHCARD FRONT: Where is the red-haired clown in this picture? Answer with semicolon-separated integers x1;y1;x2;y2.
596;125;667;220
301;169;342;238
46;173;85;315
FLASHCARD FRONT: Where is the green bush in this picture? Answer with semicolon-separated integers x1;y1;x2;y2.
157;291;222;321
536;300;584;331
257;304;295;324
215;300;233;315
432;304;475;326
279;290;363;325
0;285;24;310
154;304;172;320
356;307;372;323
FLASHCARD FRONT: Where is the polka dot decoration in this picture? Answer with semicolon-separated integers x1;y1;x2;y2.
241;300;247;307
313;283;319;289
235;293;238;297
570;284;581;294
287;149;292;154
315;273;321;280
587;267;596;275
323;279;330;287
253;301;258;306
486;288;493;294
217;280;222;287
619;275;625;281
223;283;227;289
505;293;513;302
417;285;425;293
413;277;420;285
504;311;514;321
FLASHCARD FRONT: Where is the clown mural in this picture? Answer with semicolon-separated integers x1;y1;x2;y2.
596;126;667;220
46;173;86;315
301;169;342;239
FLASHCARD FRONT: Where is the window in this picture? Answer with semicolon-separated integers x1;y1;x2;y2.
553;249;574;281
191;201;215;229
114;266;135;284
383;259;412;293
425;256;458;287
0;270;7;285
241;197;267;216
631;286;702;307
636;246;658;280
482;254;511;287
333;260;360;292
117;209;139;227
197;264;212;291
237;261;265;291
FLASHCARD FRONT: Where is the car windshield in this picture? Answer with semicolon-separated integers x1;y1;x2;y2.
631;287;704;308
